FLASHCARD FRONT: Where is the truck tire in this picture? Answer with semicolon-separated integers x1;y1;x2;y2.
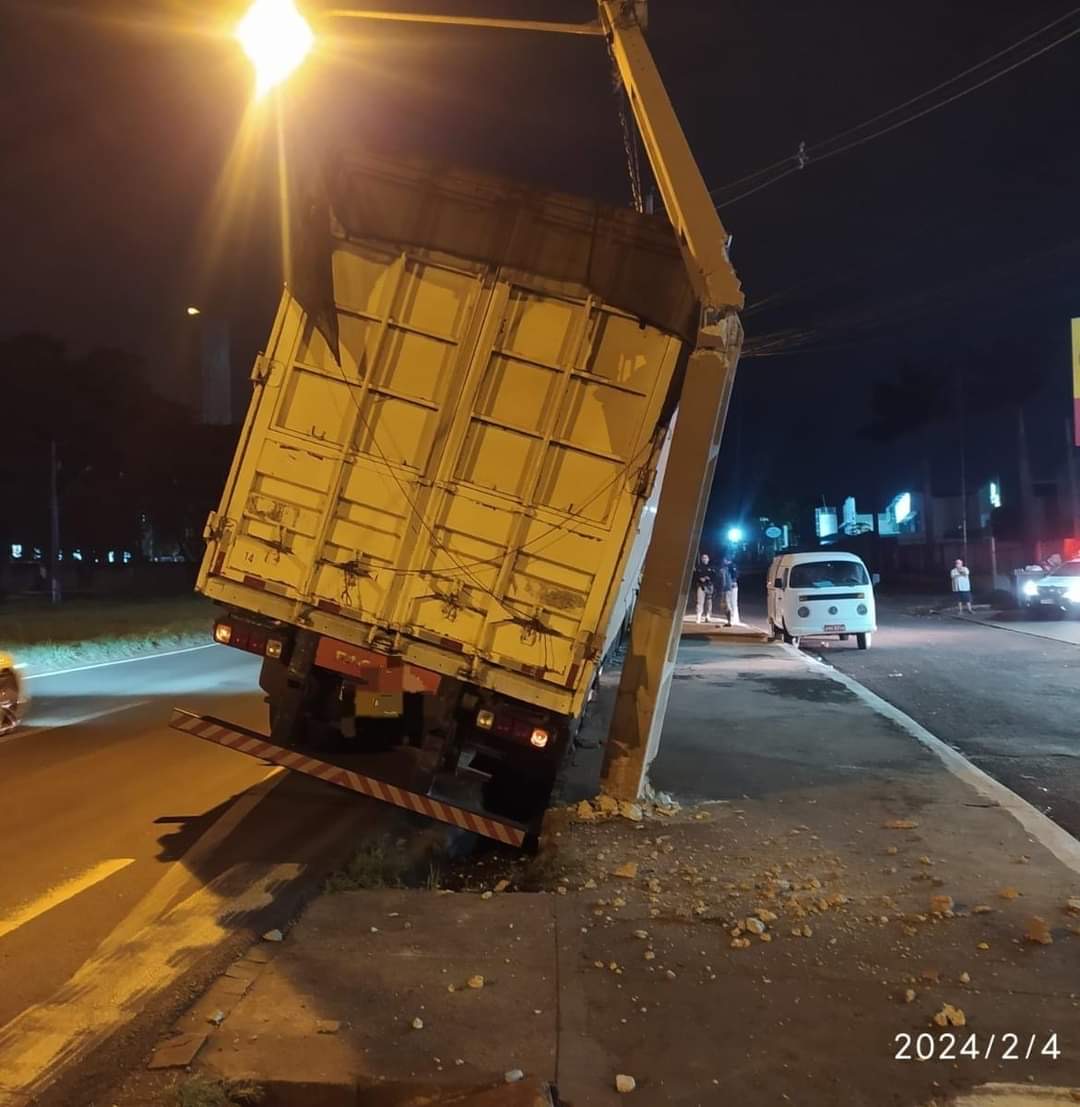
856;632;871;650
482;768;556;826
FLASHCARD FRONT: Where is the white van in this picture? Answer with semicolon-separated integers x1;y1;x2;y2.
766;551;877;649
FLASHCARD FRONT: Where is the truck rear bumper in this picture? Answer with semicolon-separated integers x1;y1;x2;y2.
169;708;529;848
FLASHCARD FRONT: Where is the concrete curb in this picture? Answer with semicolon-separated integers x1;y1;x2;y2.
793;645;1080;878
946;611;1080;649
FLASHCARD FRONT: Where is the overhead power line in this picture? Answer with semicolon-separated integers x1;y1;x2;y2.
710;6;1080;208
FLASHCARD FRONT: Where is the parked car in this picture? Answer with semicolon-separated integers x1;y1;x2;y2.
766;551;877;649
1021;558;1080;616
0;652;27;736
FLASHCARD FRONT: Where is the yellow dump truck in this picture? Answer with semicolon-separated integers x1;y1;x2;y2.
174;151;695;842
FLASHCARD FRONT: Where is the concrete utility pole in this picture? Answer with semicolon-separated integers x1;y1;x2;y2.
601;325;739;799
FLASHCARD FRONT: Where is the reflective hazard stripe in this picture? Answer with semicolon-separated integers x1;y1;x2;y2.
169;709;526;847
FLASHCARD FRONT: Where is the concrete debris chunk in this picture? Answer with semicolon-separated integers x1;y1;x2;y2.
1065;897;1080;915
576;800;599;822
261;929;284;943
1023;916;1053;945
730;937;751;949
932;1004;966;1028
315;1020;341;1035
972;905;993;914
744;917;766;935
632;929;649;940
959;972;971;985
467;975;486;989
883;819;919;830
614;862;639;880
494;879;510;893
481;891;493;900
615;1074;637;1093
977;942;990;950
597;794;620;816
757;908;779;923
904;989;917;1004
411;1017;424;1030
929;895;954;915
504;1069;525;1084
619;801;644;823
998;887;1020;900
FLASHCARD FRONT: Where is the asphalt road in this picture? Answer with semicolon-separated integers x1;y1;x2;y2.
779;599;1080;841
0;645;380;1039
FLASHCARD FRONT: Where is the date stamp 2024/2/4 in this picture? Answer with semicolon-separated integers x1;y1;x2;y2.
894;1032;1062;1062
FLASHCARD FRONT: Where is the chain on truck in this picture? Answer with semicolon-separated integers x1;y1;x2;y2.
172;0;743;848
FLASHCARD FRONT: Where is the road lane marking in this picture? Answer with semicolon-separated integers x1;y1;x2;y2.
0;861;303;1104
0;859;135;940
102;766;285;948
794;645;1080;876
1;700;151;747
24;644;215;681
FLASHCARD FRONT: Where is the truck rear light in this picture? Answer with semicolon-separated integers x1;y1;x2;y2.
476;709;495;730
530;727;550;749
265;638;283;659
214;623;233;645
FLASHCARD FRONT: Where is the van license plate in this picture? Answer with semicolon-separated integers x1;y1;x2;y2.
824;624;845;632
1040;598;1055;605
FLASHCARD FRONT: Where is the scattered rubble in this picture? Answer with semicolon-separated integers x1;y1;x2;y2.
467;975;486;989
504;1069;525;1083
998;887;1020;900
1065;897;1080;916
933;1004;967;1028
1024;916;1054;945
883;819;919;830
261;929;283;943
615;1074;637;1093
614;862;639;879
315;1019;340;1034
411;1017;424;1030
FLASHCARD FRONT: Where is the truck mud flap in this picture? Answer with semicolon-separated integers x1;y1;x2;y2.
169;709;528;848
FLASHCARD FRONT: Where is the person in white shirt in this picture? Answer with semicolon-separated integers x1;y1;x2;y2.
950;559;973;613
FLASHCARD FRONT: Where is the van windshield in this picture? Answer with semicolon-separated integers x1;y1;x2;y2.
789;561;869;588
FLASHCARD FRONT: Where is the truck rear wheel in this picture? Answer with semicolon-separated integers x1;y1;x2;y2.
482;767;556;826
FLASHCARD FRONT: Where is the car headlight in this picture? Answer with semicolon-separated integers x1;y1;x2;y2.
1022;581;1038;597
1066;588;1080;604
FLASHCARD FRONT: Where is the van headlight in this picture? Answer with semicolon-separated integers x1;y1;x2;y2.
857;604;868;615
797;606;810;618
1023;581;1039;597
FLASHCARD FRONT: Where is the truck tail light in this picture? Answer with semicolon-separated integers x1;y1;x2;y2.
265;638;283;659
476;709;495;730
214;622;233;645
530;727;550;749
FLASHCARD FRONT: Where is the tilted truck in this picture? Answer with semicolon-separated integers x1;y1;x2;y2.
172;2;743;847
174;151;694;845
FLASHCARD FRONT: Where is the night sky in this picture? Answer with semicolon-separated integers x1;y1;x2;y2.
4;0;1080;540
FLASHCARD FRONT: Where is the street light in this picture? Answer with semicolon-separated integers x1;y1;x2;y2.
726;526;744;544
186;306;201;316
235;0;314;100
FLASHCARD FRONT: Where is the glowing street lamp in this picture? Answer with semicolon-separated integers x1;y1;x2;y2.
235;0;315;99
726;526;744;544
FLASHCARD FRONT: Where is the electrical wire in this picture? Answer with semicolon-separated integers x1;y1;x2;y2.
710;6;1080;208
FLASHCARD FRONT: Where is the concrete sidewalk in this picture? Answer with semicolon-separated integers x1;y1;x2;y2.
119;640;1080;1107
